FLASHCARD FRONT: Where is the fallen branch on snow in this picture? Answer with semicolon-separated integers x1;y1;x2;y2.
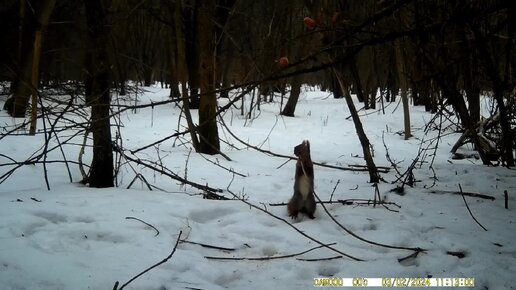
204;243;337;261
312;190;426;253
125;216;160;236
269;198;401;212
428;189;495;200
113;230;182;290
459;184;488;231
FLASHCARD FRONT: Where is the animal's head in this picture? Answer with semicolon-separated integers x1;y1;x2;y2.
294;140;310;157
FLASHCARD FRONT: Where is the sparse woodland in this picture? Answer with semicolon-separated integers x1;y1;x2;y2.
0;0;515;288
1;0;514;179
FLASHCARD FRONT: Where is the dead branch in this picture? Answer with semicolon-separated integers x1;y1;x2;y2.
113;230;182;290
126;173;153;191
112;143;225;195
0;129;86;185
312;191;426;253
225;174;363;261
202;189;231;200
297;255;343;262
180;239;236;252
428;189;495;200
329;179;340;201
218;115;390;173
397;250;422;264
197;153;247;177
204;243;337;261
269;198;401;209
125;216;160;236
459;184;488;231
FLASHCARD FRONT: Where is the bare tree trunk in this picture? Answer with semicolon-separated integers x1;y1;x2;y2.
184;0;200;109
281;76;302;117
335;70;380;183
469;22;514;166
350;61;367;107
174;0;199;151
395;40;412;140
4;0;56;118
84;0;114;188
197;0;220;154
29;0;56;133
28;30;42;135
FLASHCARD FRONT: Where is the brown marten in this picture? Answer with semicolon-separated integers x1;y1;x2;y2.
287;140;316;219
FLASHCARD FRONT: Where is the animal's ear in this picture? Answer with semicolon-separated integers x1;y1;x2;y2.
304;140;310;152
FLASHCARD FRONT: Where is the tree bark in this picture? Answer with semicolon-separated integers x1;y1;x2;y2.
84;0;114;188
281;76;302;117
197;0;220;154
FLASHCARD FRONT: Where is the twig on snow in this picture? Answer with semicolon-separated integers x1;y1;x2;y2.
125;216;160;236
180;239;236;252
113;230;182;290
459;184;488;231
312;190;425;253
204;243;337;261
428;189;495;200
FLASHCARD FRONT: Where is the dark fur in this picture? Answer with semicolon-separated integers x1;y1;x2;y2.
287;140;316;219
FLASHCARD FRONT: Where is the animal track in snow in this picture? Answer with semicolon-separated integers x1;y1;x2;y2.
32;211;67;224
188;206;237;224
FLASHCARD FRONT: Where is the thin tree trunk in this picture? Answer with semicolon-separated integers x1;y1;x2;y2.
28;30;42;135
350;61;367;107
395;40;412;140
335;70;380;183
29;0;58;133
5;0;56;118
174;0;199;151
185;2;200;109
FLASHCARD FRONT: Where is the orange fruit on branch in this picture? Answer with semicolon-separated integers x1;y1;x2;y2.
303;17;316;29
278;56;289;67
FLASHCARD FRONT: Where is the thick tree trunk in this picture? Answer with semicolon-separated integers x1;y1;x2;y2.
438;74;492;165
281;76;302;117
197;0;220;155
84;0;114;188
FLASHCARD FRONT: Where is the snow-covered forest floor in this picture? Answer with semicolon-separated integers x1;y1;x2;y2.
1;86;515;289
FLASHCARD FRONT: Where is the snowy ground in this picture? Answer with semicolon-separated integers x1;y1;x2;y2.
1;86;515;290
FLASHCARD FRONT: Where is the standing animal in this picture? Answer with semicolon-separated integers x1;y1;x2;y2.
287;140;316;219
